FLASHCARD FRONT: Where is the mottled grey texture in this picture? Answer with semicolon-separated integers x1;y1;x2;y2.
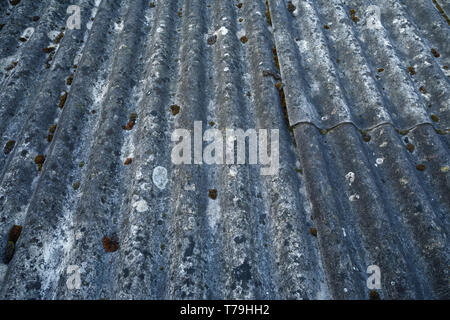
0;0;448;299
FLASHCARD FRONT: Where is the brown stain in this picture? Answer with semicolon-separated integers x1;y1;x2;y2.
170;104;180;115
287;1;296;15
124;158;132;165
310;228;317;237
102;235;119;253
431;0;450;25
431;48;440;58
240;35;248;44
265;0;272;26
34;154;45;171
55;32;64;44
66;74;74;85
58;92;68;109
406;143;415;153
208;189;217;200
416;164;426;171
43;47;55;53
8;225;22;243
408;66;416;75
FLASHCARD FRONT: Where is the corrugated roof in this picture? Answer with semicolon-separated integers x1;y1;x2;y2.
0;0;448;299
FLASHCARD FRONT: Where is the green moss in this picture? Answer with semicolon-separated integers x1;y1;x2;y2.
430;114;439;122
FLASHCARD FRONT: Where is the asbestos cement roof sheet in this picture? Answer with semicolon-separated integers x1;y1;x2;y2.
0;0;448;299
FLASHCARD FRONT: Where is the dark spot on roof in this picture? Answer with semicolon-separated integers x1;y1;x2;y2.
208;189;217;200
265;0;272;26
32;16;40;21
124;158;132;165
378;68;384;73
237;3;242;9
416;164;426;171
34;154;45;171
310;228;317;237
233;259;252;282
324;25;330;29
9;0;20;6
406;143;415;153
408;66;416;75
430;114;439;122
73;181;80;190
419;86;427;94
287;1;296;15
123;119;136;130
43;47;55;54
369;290;381;300
431;48;440;58
66;74;74;86
4;140;16;154
149;2;155;8
240;35;248;44
8;225;22;243
170;104;180;115
55;32;64;44
3;241;15;264
102;235;119;253
58;92;68;109
207;35;217;45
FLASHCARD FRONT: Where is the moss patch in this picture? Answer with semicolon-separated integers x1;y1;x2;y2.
8;225;22;243
34;154;45;171
431;48;440;58
66;74;74;85
416;164;426;171
59;91;68;109
406;143;415;153
102;235;119;253
208;189;217;200
170;104;180;115
3;140;15;154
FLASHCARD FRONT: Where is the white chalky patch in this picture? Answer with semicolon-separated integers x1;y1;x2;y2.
152;166;168;190
134;199;149;212
215;26;229;36
375;158;384;166
349;194;360;201
345;172;355;185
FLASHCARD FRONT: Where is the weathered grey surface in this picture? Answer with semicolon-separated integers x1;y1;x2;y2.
0;0;448;299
